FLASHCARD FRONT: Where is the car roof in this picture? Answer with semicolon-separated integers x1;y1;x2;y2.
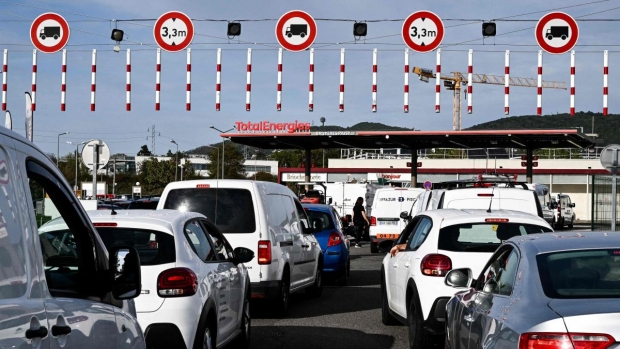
302;203;334;212
418;208;550;226
511;232;620;254
86;209;206;230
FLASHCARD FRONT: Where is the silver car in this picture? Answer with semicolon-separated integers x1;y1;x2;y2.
444;231;620;349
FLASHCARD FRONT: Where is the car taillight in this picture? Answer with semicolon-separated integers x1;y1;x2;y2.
518;332;614;349
370;216;377;226
327;231;342;247
421;254;452;277
258;240;272;265
557;205;562;213
157;268;197;297
196;184;210;188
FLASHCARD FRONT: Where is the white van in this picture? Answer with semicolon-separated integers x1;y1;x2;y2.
0;127;145;348
437;186;543;218
527;183;555;225
156;180;323;315
369;187;425;253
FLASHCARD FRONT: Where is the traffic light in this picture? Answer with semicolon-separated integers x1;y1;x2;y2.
406;162;422;168
482;22;496;37
521;154;538;167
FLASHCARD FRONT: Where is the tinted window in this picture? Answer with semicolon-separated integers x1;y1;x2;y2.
438;223;552;253
203;221;234;261
478;248;519;296
184;221;215;262
537;249;620;299
306;210;335;232
163;188;256;234
96;228;175;265
408;217;433;250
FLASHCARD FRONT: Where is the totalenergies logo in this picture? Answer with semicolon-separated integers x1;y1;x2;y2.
235;121;311;134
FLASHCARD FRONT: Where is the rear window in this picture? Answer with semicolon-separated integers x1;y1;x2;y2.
306;210;335;231
163;188;256;234
438;223;552;253
96;228;175;265
537;249;620;299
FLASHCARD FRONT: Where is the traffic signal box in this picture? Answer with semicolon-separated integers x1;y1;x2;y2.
406;162;422;168
521;155;538;167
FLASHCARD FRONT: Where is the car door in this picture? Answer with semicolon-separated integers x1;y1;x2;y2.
467;246;519;349
386;216;421;315
294;199;319;284
183;220;233;341
21;150;119;348
201;219;242;343
0;137;50;349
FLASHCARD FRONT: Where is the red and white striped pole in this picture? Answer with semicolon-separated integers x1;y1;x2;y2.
90;49;96;111
277;48;283;111
246;48;252;111
309;48;314;112
604;50;609;116
339;48;345;112
372;48;377;113
126;49;131;111
570;50;575;116
61;49;67;111
155;48;161;111
467;49;473;114
2;49;7;111
186;48;191;111
216;48;221;111
505;50;510;115
435;48;441;113
537;50;542;116
31;50;37;112
404;49;409;113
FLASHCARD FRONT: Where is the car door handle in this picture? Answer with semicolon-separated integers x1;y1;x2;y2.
25;327;48;339
404;263;410;269
464;315;474;323
51;325;72;336
302;244;310;248
393;263;398;268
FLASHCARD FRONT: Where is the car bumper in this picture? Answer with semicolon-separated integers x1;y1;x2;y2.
138;300;200;349
323;246;348;273
250;280;281;300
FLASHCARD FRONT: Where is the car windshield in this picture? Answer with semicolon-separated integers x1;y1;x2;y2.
537;249;620;299
438;222;552;253
96;228;175;266
163;188;256;234
306;210;334;231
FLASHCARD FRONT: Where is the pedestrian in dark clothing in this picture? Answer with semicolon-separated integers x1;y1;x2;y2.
352;197;370;248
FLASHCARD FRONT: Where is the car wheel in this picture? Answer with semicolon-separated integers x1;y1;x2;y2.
276;273;290;316
370;242;378;253
234;290;251;348
381;274;398;325
198;317;215;349
444;322;451;349
337;259;349;286
568;218;574;229
407;296;429;349
306;264;323;298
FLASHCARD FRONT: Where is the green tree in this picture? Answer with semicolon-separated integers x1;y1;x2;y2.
207;142;246;179
137;145;152;156
138;157;176;194
249;171;277;182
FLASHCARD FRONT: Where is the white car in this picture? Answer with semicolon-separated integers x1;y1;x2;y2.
45;209;255;349
553;193;576;229
380;209;553;348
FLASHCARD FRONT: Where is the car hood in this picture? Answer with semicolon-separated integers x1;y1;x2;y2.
548;299;620;340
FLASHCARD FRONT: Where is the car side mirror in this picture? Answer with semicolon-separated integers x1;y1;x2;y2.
570;203;576;208
444;268;473;288
400;211;409;219
378;240;395;251
110;246;141;300
328;198;333;204
233;247;255;264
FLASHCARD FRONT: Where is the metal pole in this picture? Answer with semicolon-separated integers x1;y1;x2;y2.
175;149;178;181
612;149;618;231
92;142;99;199
74;143;78;191
112;159;116;196
222;139;225;179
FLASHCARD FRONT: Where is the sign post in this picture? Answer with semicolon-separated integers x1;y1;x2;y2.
153;11;194;52
600;144;620;230
30;13;70;53
275;10;317;52
401;11;444;53
535;12;579;54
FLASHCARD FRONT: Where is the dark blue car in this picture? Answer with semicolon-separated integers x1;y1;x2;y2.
303;204;350;285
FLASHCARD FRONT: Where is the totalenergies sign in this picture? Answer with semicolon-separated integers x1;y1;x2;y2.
235;120;311;134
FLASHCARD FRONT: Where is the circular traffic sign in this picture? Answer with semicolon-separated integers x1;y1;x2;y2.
275;10;317;52
153;11;194;52
600;144;620;175
30;13;70;53
424;180;433;190
81;139;110;170
535;12;579;54
402;11;444;53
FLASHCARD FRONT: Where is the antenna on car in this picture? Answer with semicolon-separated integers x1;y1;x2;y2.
111;207;117;215
487;186;496;213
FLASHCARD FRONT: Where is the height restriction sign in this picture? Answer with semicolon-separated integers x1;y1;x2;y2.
30;13;70;53
402;11;444;53
535;12;579;54
153;11;194;52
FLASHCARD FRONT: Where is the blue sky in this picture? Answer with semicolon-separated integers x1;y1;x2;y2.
0;0;618;157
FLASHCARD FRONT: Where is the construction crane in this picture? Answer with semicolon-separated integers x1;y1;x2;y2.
412;67;567;131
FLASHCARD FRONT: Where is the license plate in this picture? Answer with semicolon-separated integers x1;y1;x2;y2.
379;221;398;225
377;234;399;239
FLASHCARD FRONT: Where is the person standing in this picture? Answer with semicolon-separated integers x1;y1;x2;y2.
352;196;370;248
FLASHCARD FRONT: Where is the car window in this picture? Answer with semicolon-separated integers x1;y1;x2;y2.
294;200;311;231
332;209;343;231
407;217;433;250
202;221;234;261
28;160;98;298
306;210;335;231
438;222;552;253
397;216;421;245
184;220;215;262
96;227;175;265
163;188;256;234
477;247;518;296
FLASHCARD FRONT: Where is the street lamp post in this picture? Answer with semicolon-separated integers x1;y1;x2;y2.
320;117;326;167
171;140;179;182
57;132;69;166
204;145;220;179
66;140;86;191
209;125;235;179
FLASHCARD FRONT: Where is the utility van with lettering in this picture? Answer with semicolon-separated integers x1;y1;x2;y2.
369;187;425;253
